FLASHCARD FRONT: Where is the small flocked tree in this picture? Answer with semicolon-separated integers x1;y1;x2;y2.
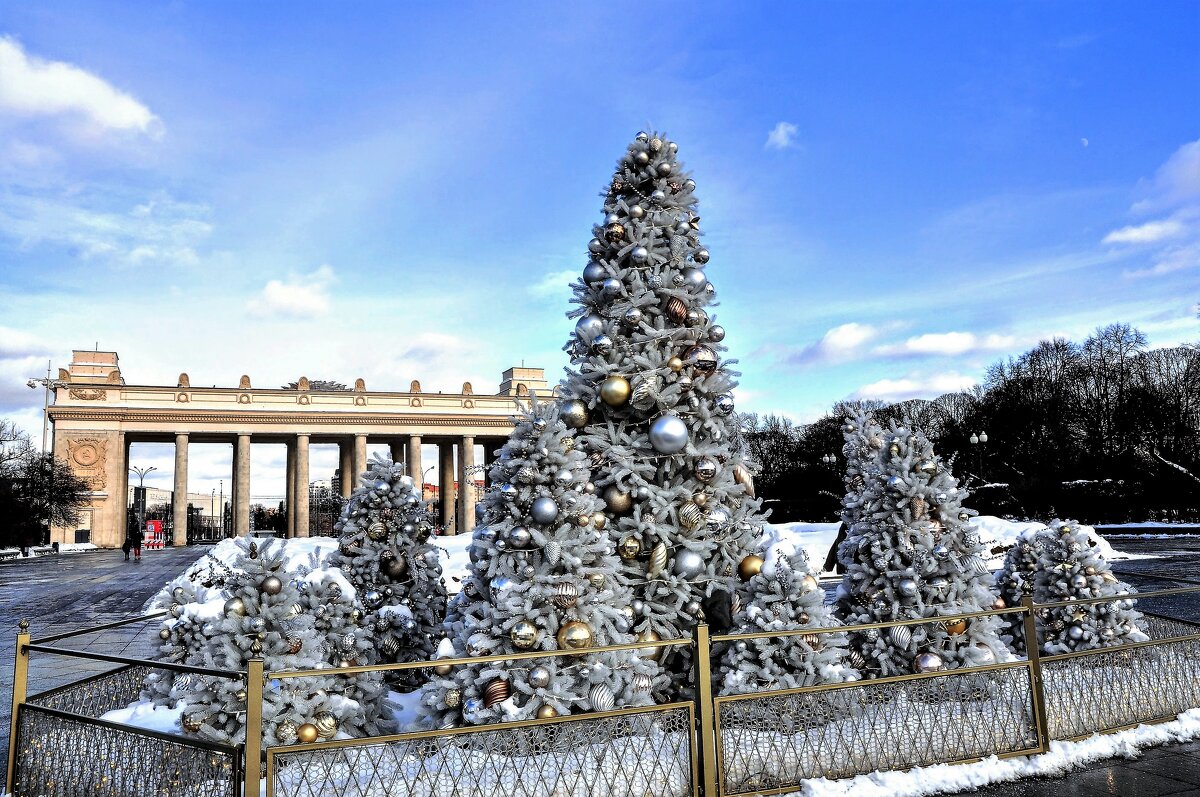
996;520;1148;655
147;538;393;746
836;412;1009;677
556;131;765;695
332;455;447;680
421;397;662;726
718;547;857;695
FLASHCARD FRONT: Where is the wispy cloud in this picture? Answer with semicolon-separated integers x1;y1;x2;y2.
528;269;577;299
1110;139;1200;279
850;371;978;402
875;331;1018;358
0;36;161;138
1103;217;1187;245
248;265;336;319
765;121;798;151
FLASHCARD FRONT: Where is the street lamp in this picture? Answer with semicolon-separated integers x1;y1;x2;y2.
26;361;67;452
129;465;157;541
969;431;989;481
130;465;157;487
821;453;837;467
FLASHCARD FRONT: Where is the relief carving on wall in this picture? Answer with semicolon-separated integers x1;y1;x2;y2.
68;388;107;400
67;437;109;489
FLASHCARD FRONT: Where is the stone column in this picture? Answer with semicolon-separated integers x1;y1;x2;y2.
172;433;189;546
339;440;353;498
353;434;368;485
407;435;423;496
457;436;476;535
285;440;296;537
235;434;251;536
118;434;130;548
295;434;310;538
439;443;455;532
389;440;405;468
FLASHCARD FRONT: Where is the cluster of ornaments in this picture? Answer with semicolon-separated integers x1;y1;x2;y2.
332;456;448;678
421;398;660;727
557;131;766;690
996;520;1148;655
836;412;1007;677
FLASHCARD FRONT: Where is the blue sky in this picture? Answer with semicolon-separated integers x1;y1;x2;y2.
0;2;1197;497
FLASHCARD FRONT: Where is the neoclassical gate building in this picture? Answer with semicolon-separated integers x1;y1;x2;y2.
48;350;547;548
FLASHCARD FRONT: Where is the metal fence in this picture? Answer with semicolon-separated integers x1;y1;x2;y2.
9;577;1200;797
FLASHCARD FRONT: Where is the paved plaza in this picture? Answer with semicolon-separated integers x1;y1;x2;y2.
3;537;1200;794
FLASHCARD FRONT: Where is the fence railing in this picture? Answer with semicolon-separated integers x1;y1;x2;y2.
9;576;1200;797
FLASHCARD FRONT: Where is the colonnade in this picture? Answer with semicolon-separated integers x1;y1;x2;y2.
160;433;504;539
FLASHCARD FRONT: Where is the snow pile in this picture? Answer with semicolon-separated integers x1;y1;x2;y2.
794;708;1200;797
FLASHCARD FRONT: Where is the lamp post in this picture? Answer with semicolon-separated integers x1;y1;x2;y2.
129;465;157;541
821;453;837;468
26;361;67;452
969;431;989;482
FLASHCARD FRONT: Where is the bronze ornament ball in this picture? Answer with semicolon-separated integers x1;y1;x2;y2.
483;678;511;708
433;662;453;677
738;554;765;581
182;713;204;733
510;620;539;650
599;375;632;406
556;621;594;651
665;297;688;324
296;723;320;744
943;618;968;636
693;457;718;482
537;704;559;719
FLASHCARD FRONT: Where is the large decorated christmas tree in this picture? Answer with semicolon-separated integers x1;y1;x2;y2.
836;412;1009;676
146;538;393;746
718;547;857;695
556;131;765;693
995;520;1148;655
332;455;447;679
421;398;662;726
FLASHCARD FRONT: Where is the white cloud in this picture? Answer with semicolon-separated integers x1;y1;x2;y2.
0;36;161;137
851;371;978;402
1103;218;1187;245
1131;139;1200;214
528;269;577;299
876;331;1018;357
1123;241;1200;279
765;121;798;151
248;265;336;319
785;322;879;366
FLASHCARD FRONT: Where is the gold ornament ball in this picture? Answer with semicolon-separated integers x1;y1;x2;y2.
738;554;765;581
592;513;607;530
313;710;338;740
638;629;664;661
599;375;632;406
181;713;204;733
537;704;559;719
433;662;453;677
296;723;319;744
574;513;591;527
799;574;819;592
692;492;708;507
618;536;642;560
510;620;539;650
556;621;594;652
587;572;606;589
667;356;684;372
444;688;462;708
604;485;633;514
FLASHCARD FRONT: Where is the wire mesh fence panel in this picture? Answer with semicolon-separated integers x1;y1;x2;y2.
269;705;694;797
27;664;150;718
1042;630;1200;739
715;665;1040;795
12;704;240;797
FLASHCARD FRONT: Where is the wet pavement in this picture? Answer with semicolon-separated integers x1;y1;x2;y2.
0;545;209;759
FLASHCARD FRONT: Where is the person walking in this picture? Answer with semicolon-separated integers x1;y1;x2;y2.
129;522;144;563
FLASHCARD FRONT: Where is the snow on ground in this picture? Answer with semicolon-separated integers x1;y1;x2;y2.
792;708;1200;797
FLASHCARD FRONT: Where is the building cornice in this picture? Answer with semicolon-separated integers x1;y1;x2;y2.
47;406;518;428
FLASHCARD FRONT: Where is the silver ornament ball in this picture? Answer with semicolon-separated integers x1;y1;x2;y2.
530;496;559;525
649;415;689;454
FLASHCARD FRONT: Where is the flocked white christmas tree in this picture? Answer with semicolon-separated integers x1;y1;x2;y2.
556;131;765;695
146;538;393;746
836;411;1010;676
332;455;447;683
421;397;662;726
995;520;1148;655
718;547;857;695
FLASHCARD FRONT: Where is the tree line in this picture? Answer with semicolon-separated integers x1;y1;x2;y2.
742;324;1200;524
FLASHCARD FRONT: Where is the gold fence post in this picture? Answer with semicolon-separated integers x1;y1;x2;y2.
693;623;719;797
244;658;264;797
6;619;30;795
1021;596;1051;752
